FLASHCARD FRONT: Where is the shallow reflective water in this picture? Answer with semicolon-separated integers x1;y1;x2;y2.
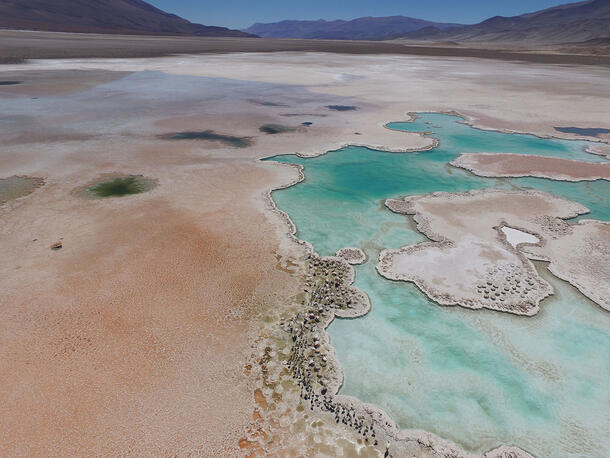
554;126;610;137
266;113;610;457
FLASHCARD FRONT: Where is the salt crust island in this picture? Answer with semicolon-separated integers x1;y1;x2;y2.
451;152;610;182
586;144;610;159
336;247;367;265
378;189;610;315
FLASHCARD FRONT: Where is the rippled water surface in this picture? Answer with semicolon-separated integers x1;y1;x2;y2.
266;113;610;457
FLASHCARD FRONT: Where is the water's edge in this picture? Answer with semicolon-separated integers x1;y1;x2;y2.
253;110;571;457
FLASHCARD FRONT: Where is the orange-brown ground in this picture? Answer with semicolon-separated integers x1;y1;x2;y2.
0;160;299;455
451;152;610;181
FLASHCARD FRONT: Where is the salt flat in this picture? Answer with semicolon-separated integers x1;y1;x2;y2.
1;51;609;457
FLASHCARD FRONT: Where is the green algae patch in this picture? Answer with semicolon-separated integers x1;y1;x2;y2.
0;175;44;204
159;130;253;148
82;175;157;199
259;124;297;135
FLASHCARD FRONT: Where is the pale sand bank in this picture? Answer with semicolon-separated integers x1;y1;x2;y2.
379;189;608;315
451;152;610;182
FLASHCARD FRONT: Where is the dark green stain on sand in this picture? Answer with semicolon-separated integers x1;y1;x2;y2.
259;124;297;134
160;130;253;148
326;105;358;111
86;175;156;198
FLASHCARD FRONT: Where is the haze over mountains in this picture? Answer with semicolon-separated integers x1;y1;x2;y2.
404;0;610;44
245;17;463;41
0;0;252;37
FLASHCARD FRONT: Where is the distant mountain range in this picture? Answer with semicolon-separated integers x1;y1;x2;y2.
401;0;610;44
246;0;610;45
244;17;464;41
1;0;607;45
0;0;253;37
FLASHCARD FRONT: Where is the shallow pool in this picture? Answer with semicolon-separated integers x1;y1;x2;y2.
267;113;610;457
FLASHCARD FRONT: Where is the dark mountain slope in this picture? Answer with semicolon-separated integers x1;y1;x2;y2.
0;0;253;37
402;0;610;44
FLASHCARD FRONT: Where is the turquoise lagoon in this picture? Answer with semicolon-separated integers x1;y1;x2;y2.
266;113;610;457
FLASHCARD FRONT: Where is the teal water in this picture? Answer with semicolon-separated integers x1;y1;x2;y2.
266;113;610;457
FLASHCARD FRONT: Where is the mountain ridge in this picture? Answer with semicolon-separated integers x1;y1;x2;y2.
0;0;254;37
401;0;610;44
244;16;464;40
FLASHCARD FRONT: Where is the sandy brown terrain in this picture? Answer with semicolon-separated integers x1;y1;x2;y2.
2;30;610;65
451;153;610;181
0;143;300;455
0;70;304;456
1;51;609;456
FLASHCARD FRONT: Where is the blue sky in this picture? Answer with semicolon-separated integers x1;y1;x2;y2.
147;0;569;29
